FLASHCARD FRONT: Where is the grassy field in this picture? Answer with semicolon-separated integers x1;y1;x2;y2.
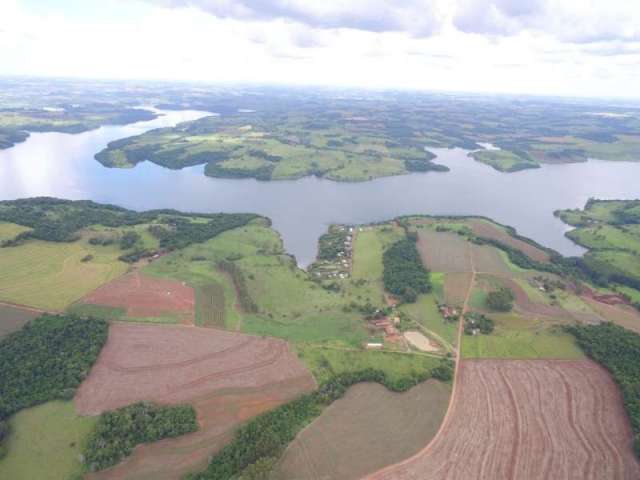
587;250;640;278
400;293;457;348
66;303;180;324
567;224;640;252
144;221;367;341
0;222;31;242
0;401;97;480
96;113;446;182
557;199;640;303
346;225;405;304
461;313;584;359
296;343;443;384
0;238;128;310
469;149;539;172
556;199;637;226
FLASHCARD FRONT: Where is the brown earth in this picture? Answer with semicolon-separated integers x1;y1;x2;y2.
76;323;316;479
467;219;551;263
470;243;514;276
272;380;450;480
488;275;570;318
581;285;631;306
368;359;640;480
0;304;40;338
417;230;471;273
444;272;474;306
582;297;640;334
80;271;195;324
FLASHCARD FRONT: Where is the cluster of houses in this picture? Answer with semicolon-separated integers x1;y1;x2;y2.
365;311;402;349
438;304;460;322
311;225;355;280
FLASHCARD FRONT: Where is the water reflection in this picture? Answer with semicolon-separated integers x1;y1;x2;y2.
1;111;640;267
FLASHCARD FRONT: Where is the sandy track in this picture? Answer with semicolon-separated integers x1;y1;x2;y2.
367;359;640;480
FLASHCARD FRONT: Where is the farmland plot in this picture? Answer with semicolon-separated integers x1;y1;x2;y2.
467;219;550;263
196;283;226;327
0;304;39;338
369;360;640;480
80;271;195;324
273;380;450;480
417;230;471;273
76;323;315;479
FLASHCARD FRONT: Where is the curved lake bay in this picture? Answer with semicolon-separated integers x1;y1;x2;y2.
1;110;639;267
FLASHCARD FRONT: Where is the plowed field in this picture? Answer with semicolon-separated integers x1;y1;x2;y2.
467;219;550;263
80;271;195;324
369;360;640;480
273;380;450;480
76;323;316;479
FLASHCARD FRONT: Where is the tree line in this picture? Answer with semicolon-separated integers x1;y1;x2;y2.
83;402;198;472
0;198;258;262
188;361;452;480
567;322;640;457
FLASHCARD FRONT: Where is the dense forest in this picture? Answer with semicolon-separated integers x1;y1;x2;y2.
383;237;431;303
567;323;640;456
189;362;452;480
0;315;108;452
83;402;198;472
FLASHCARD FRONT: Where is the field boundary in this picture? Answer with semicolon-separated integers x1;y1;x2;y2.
367;241;474;478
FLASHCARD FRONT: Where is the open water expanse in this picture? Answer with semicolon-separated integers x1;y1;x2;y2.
1;109;640;267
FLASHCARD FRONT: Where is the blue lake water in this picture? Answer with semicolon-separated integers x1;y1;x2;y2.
1;110;640;267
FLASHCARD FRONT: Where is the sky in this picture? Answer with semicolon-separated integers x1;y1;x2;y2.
1;0;639;98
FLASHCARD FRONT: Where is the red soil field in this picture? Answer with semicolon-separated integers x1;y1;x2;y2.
81;271;195;324
581;285;631;306
417;230;471;273
444;272;474;306
76;323;316;479
369;360;640;480
582;297;640;334
467;219;550;263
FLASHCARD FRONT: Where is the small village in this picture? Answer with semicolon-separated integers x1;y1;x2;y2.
309;224;355;280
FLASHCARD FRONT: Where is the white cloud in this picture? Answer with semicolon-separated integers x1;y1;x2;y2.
0;0;639;98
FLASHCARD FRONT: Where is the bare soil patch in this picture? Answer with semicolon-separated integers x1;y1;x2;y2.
582;297;640;334
581;285;631;306
369;360;640;480
489;275;569;318
468;219;550;263
417;230;471;273
80;271;195;324
444;272;474;306
0;304;39;338
76;323;316;479
273;380;450;480
404;331;440;352
470;243;513;276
